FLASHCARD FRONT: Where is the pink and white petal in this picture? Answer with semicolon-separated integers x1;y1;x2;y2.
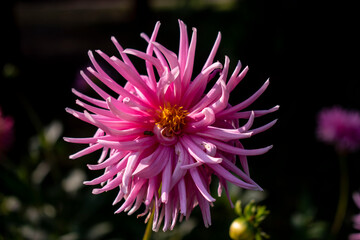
151;41;179;70
63;136;98;144
207;138;273;156
69;143;103;159
72;88;108;109
161;157;173;203
84;157;128;186
180;135;222;164
87;151;124;170
186;108;216;131
133;145;169;178
219;105;280;119
195;190;212;228
92;171;123;194
182;61;222;109
98;137;156;151
217;79;270;118
170;143;188;190
115;178;146;213
195;126;252;141
177;178;187;216
250;119;278;136
202;31;221;71
208;163;261;191
143;21;161;90
181;27;197;90
178;19;189;76
227;65;249;93
123;48;164;76
122;152;142;194
189;167;215;202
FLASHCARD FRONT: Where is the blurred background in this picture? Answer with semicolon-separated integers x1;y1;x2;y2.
0;0;359;239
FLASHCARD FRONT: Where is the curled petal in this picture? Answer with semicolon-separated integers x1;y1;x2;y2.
180;135;222;164
186;107;216;131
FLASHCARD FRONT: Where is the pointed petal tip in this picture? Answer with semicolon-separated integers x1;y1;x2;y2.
255;184;264;191
83;180;91;185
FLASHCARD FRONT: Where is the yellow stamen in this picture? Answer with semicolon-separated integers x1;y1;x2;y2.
156;103;188;137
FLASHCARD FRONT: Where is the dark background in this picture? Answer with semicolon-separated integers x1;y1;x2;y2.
1;0;359;239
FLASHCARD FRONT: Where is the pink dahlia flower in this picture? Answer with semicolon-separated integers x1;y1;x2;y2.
317;106;360;153
350;192;360;240
65;20;278;231
0;108;14;154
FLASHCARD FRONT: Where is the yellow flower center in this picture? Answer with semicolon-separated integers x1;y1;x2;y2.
156;103;188;137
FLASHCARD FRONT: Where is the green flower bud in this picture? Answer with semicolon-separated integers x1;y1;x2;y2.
229;217;255;240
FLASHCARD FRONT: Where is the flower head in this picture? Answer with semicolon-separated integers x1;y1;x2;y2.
65;20;278;231
317;106;360;153
350;192;360;240
0;108;14;154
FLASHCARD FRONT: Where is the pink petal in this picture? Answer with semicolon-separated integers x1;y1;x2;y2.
115;178;146;213
69;143;102;159
189;167;215;202
217;79;270;118
195;126;252;142
181;27;197;90
178;19;189;77
180;135;222;164
161;157;173;203
207;138;273;156
227;65;249;93
202;31;221;71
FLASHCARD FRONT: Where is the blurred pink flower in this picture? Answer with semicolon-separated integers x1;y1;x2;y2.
0;108;14;153
350;192;360;240
317;106;360;153
65;20;278;231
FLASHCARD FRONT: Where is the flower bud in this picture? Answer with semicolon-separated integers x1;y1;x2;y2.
229;217;254;240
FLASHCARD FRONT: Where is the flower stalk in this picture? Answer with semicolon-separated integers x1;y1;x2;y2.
331;154;349;237
143;207;155;240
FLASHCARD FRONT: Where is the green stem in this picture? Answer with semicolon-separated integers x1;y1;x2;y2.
142;207;155;240
330;154;349;237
